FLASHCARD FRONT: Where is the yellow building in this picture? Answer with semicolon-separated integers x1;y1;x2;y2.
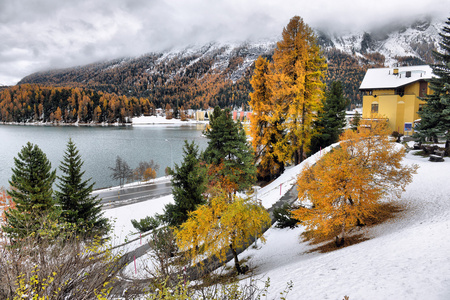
359;65;433;135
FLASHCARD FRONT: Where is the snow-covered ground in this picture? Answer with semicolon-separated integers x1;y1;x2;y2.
104;144;450;299
238;147;450;300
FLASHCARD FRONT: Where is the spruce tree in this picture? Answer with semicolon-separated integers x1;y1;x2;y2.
310;81;349;154
351;111;361;131
163;140;206;227
56;139;109;236
203;106;256;192
2;142;57;240
415;17;450;152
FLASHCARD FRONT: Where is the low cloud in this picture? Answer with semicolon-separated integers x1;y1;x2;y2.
0;0;447;85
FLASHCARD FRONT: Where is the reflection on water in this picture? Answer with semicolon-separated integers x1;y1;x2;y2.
0;124;207;189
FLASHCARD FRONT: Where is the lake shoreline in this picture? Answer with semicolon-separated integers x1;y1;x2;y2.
1;116;209;127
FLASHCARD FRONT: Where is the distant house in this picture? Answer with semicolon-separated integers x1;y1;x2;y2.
359;65;433;135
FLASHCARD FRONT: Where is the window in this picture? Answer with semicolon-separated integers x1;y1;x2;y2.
371;103;379;114
419;104;424;112
419;81;428;97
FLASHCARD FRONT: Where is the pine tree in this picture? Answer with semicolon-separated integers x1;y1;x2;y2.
309;81;349;154
56;139;109;236
415;17;450;152
2;142;57;240
163;140;206;227
249;56;285;180
270;16;327;165
203;106;256;192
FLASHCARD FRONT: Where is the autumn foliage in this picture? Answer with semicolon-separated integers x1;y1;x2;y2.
249;16;327;174
293;120;418;246
0;187;14;230
0;84;155;123
175;185;271;274
249;57;285;180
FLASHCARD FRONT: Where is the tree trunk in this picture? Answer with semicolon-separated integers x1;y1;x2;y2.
445;139;449;156
230;244;243;274
433;135;438;143
294;148;300;165
348;196;365;227
335;220;346;247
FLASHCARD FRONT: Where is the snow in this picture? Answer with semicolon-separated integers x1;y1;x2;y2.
359;65;433;90
326;19;443;68
132;115;207;125
104;144;450;299
237;148;450;300
104;194;173;246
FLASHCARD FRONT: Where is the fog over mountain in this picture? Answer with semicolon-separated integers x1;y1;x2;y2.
0;0;447;86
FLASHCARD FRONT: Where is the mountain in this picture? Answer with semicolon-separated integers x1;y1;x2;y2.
318;16;442;66
19;41;277;110
18;17;444;108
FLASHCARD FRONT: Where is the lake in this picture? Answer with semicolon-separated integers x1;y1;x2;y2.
0;124;208;190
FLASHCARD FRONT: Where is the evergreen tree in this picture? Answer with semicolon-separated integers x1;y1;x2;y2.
271;16;327;165
2;142;57;240
351;110;361;131
56;139;109;236
309;81;349;154
163;140;206;227
415;17;450;152
203;106;256;192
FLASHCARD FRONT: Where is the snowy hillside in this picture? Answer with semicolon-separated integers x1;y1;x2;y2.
151;40;277;83
237;145;450;299
104;143;450;299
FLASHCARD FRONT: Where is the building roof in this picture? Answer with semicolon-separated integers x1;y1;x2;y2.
359;65;434;90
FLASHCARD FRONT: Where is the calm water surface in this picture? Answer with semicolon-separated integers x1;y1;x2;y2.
0;124;207;190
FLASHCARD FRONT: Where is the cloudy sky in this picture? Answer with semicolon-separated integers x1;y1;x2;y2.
0;0;447;85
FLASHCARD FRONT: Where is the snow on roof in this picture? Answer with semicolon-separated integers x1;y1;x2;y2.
359;65;434;90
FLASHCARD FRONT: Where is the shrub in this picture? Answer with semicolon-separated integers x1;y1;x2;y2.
273;203;299;229
131;215;160;233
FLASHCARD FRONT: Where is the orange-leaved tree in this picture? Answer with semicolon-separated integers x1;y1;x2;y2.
0;187;14;238
175;184;271;274
143;167;157;181
249;56;285;180
292;120;418;246
270;16;327;165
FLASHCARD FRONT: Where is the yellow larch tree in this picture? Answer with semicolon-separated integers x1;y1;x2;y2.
54;107;62;122
271;16;327;165
175;185;271;274
143;167;157;181
292;120;418;246
249;56;285;180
